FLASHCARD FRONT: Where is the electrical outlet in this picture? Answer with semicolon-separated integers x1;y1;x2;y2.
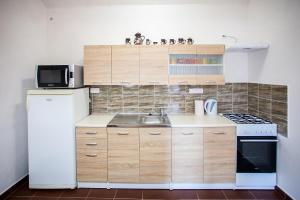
90;87;100;94
189;88;203;94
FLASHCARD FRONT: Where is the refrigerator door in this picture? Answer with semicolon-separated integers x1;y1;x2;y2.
27;94;76;188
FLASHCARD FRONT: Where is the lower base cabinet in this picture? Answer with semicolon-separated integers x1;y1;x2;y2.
172;128;204;183
107;128;139;183
140;128;171;183
76;128;107;182
203;127;236;183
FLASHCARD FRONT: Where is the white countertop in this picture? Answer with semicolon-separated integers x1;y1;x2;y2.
76;114;115;127
76;114;236;128
168;114;236;127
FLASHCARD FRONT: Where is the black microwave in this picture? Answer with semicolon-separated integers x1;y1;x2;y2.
35;65;83;88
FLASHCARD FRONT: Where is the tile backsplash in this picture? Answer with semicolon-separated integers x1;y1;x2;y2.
90;83;288;136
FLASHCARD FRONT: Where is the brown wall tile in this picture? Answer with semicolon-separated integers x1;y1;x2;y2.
272;85;287;102
259;84;272;99
272;101;287;120
248;83;259;96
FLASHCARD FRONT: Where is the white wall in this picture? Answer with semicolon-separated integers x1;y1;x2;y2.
0;0;47;194
247;0;300;199
45;0;250;82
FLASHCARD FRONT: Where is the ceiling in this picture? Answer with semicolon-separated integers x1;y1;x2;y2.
41;0;249;8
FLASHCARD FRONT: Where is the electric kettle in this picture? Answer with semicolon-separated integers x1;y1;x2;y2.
204;99;218;115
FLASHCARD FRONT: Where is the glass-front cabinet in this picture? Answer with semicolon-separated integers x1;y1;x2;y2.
168;45;225;85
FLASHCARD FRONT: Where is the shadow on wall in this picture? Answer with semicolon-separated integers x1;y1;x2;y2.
13;78;35;177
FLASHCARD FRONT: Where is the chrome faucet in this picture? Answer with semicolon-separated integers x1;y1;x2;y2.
160;108;167;117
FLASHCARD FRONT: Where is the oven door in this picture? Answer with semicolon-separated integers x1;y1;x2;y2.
37;65;69;88
237;136;277;173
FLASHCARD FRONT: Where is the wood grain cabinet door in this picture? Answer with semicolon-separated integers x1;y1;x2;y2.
203;127;236;183
196;45;225;55
140;46;169;85
76;127;107;182
140;128;171;183
107;128;139;183
172;128;204;183
84;45;111;85
111;45;139;85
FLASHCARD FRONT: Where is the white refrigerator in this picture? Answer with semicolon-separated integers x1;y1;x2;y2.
27;88;89;189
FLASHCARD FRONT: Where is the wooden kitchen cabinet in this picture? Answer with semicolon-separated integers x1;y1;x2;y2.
140;46;169;85
107;128;139;183
84;45;111;85
140;128;171;183
203;127;236;183
172;128;204;183
111;45;139;85
196;44;225;55
76;127;107;182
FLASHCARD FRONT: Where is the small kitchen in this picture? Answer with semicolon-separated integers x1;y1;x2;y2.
0;0;298;200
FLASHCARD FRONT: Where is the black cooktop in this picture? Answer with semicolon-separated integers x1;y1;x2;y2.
223;113;273;124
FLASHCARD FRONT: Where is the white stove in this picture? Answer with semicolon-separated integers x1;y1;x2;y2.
223;113;278;189
223;114;277;136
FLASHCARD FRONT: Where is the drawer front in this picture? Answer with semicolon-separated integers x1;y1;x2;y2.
76;127;107;139
77;148;107;182
107;128;139;183
204;127;236;183
77;137;107;150
172;128;204;183
140;128;171;183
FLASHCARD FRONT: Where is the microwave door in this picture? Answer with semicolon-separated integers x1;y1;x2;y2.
37;65;69;88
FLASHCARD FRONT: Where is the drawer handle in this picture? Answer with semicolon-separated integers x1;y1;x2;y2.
92;81;102;84
179;81;188;84
149;132;161;135
118;132;129;135
85;154;97;157
86;143;97;146
121;81;131;85
85;132;97;135
212;132;225;134
149;81;159;84
182;132;194;135
205;80;217;84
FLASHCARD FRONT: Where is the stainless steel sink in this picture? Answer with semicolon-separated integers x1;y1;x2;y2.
107;113;171;127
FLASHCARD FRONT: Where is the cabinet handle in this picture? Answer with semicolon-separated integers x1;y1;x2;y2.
149;132;161;135
179;81;188;84
118;132;129;135
205;80;217;84
148;81;159;84
86;143;97;146
121;81;131;85
182;132;194;135
85;132;97;135
92;81;103;85
85;154;97;157
212;132;225;134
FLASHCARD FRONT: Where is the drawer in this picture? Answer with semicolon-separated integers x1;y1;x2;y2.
76;148;107;182
76;127;107;139
77;137;107;150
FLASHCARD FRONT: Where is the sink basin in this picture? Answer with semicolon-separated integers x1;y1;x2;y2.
107;113;171;127
139;115;167;124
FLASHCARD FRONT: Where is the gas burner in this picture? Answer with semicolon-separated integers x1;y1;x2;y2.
223;113;272;124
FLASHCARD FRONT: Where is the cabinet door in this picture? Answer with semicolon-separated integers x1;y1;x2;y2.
112;45;139;85
196;45;225;55
140;46;169;85
107;128;139;183
196;75;225;85
168;45;197;85
140;128;171;183
84;45;111;85
172;128;204;183
76;128;107;182
204;127;236;183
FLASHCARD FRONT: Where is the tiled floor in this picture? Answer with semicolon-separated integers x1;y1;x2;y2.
1;179;285;200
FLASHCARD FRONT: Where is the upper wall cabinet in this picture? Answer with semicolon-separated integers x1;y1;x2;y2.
84;45;112;85
140;46;169;85
112;45;140;85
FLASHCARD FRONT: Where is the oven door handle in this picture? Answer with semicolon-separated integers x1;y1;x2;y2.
240;139;279;143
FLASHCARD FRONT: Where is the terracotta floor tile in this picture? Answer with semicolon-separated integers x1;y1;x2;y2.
197;189;226;199
34;189;63;197
142;189;174;200
115;189;142;199
60;188;90;198
250;190;284;199
11;184;37;197
88;189;116;198
223;190;255;199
